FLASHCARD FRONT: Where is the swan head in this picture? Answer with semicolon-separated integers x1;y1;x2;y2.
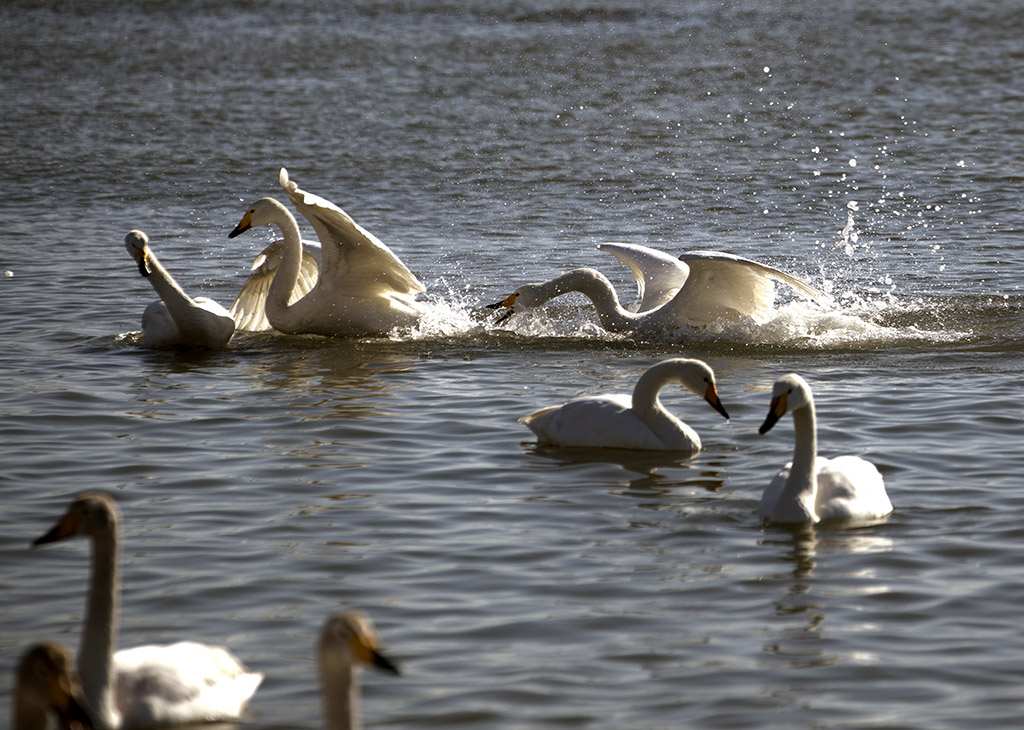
759;373;812;435
124;230;152;278
16;642;95;730
486;270;599;325
688;360;730;420
318;611;401;678
32;491;118;547
229;198;288;239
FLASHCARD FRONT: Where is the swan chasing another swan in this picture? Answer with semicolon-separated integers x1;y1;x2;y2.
32;492;262;730
14;642;94;730
757;373;893;524
489;242;831;336
318;612;401;730
123;231;235;349
520;358;729;452
229;168;426;337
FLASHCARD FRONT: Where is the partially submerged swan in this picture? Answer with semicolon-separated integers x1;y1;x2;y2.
318;611;401;730
32;492;262;729
14;642;94;730
758;373;892;524
229;168;426;336
490;242;831;335
123;231;235;349
520;358;729;452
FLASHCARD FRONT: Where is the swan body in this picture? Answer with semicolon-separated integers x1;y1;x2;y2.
491;242;831;334
757;373;892;524
123;231;235;349
228;168;426;336
32;492;262;730
520;358;730;452
318;611;401;730
14;642;94;730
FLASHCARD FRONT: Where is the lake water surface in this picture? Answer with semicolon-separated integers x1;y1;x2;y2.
2;1;1024;728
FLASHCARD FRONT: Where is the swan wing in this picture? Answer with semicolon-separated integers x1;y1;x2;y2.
598;242;690;312
279;168;425;300
229;238;321;332
113;641;262;728
674;251;831;324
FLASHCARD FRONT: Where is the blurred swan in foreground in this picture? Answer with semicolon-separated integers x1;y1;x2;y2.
229;168;426;336
33;492;262;729
123;231;235;349
318;611;401;730
758;373;892;524
489;242;831;335
14;642;94;730
520;358;730;452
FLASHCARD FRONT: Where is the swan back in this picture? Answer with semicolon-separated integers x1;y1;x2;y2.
14;642;94;730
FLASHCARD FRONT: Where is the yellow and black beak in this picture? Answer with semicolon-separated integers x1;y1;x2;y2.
229;211;253;239
131;247;150;278
704;382;729;420
32;511;80;547
759;393;788;435
485;293;518;325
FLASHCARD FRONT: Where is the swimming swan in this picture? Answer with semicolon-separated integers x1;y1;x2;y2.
757;373;892;524
32;492;262;729
14;642;94;730
520;358;730;452
318;611;401;730
228;168;426;336
490;242;831;335
123;231;235;349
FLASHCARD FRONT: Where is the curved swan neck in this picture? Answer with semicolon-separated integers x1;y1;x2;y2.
537;269;635;332
264;201;304;327
631;361;678;420
780;400;819;519
320;662;358;730
80;530;118;728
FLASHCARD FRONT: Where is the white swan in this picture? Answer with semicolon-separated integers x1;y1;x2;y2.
14;642;94;730
318;611;401;730
757;373;893;524
228;168;426;336
32;492;262;730
123;231;235;349
520;358;730;452
490;242;831;335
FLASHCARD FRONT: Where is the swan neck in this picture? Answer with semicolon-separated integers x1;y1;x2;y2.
782;402;819;512
265;204;304;324
629;361;700;449
547;269;633;332
144;251;191;308
80;531;119;728
321;663;359;730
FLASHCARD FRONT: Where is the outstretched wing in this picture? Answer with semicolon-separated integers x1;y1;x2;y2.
229;239;321;332
598;242;691;312
674;250;831;324
278;168;425;301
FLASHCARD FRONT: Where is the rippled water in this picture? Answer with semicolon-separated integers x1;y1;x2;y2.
2;1;1024;728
